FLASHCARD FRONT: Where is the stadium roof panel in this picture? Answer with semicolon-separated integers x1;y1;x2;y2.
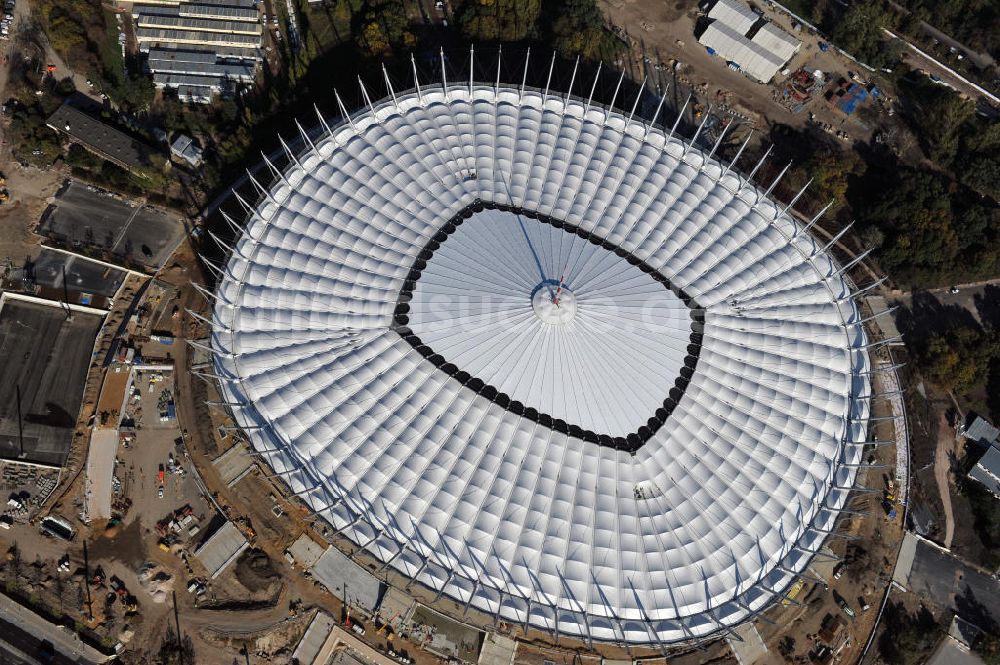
210;83;872;644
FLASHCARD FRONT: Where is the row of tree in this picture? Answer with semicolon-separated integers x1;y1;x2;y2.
352;0;620;60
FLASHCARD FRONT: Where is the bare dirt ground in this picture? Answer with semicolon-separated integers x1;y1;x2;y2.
934;413;957;550
600;0;881;139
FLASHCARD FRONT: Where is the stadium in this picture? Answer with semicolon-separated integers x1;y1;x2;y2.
204;60;874;647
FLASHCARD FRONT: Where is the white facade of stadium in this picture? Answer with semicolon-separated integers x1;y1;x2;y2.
205;74;874;646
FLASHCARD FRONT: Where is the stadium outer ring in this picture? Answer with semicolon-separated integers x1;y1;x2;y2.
205;73;873;648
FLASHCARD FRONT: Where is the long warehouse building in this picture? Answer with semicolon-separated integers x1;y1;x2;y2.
133;0;262;101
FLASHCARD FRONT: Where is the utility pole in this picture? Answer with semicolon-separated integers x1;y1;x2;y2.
15;384;24;458
172;590;185;665
82;540;93;621
61;264;71;319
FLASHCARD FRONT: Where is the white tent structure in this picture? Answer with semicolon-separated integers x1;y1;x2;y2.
707;0;758;35
700;22;787;83
205;66;874;646
751;22;802;65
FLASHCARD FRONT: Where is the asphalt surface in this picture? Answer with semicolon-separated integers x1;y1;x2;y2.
0;300;102;465
39;182;185;270
905;538;1000;627
0;593;108;665
31;248;125;299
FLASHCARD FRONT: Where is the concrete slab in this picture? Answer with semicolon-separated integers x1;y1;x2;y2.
85;429;118;521
906;536;1000;624
31;247;126;299
212;441;255;486
478;633;518;665
292;610;337;665
893;531;918;588
410;604;483;663
287;533;325;568
193;520;249;578
378;585;416;631
310;546;384;615
728;621;768;665
926;635;984;665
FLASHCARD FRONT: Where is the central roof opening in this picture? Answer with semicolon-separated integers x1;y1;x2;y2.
394;206;704;445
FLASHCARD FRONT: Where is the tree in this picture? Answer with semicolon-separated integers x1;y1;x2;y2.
548;0;619;60
830;3;895;67
977;632;1000;665
961;155;1000;200
458;0;542;42
918;325;997;393
899;76;975;166
355;0;414;56
878;601;944;665
856;169;959;286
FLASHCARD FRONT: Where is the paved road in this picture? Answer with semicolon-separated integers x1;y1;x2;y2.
890;279;1000;329
904;537;1000;626
886;0;995;71
0;593;110;664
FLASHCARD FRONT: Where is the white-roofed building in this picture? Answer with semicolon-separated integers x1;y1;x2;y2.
207;80;874;646
700;21;786;82
707;0;758;34
751;21;801;64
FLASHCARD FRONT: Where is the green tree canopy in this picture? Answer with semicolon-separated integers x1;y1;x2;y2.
458;0;542;42
547;0;618;60
356;0;415;56
918;324;997;392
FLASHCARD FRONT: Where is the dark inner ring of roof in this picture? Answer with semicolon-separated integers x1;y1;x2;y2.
392;200;706;452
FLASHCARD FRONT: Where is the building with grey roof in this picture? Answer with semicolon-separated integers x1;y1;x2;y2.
708;0;758;34
136;26;261;47
969;445;1000;498
135;0;261;101
148;49;256;80
180;4;258;21
174;84;214;103
46;104;153;172
292;611;338;665
193;520;249;578
170;133;204;167
136;11;262;35
309;546;384;616
751;21;801;63
965;415;1000;447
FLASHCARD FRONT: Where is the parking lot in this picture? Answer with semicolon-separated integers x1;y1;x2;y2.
31;247;126;300
0;299;102;465
38;182;186;270
902;536;1000;625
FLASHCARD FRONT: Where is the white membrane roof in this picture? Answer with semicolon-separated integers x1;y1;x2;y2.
211;84;872;645
407;209;692;437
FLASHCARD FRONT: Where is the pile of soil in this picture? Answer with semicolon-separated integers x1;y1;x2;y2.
234;549;278;593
